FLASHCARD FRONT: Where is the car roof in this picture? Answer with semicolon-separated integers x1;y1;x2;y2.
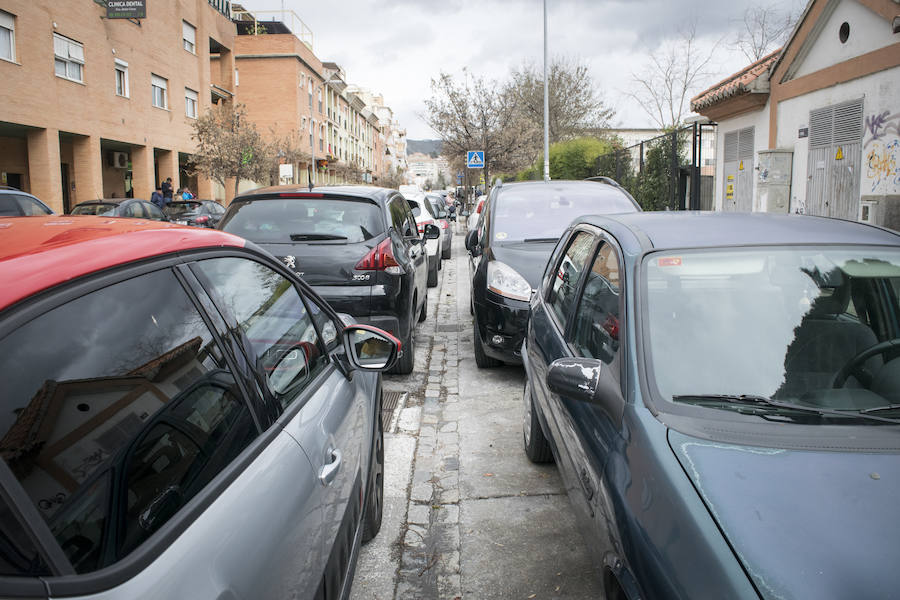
0;216;245;311
233;184;395;204
580;212;900;250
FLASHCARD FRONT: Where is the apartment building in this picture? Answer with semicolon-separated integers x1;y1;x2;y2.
0;0;235;211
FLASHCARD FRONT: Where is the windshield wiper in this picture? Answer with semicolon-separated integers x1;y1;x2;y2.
860;404;900;416
523;237;558;243
289;233;348;241
672;394;900;424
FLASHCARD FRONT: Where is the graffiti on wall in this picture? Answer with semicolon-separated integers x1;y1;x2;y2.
863;111;900;195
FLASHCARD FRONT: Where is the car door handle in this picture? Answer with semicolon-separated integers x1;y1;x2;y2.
409;248;419;259
318;449;343;486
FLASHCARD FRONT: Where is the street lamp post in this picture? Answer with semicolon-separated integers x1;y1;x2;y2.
543;0;550;182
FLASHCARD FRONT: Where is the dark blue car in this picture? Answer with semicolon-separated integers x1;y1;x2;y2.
523;212;900;599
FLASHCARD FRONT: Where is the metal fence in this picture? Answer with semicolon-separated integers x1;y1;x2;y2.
595;122;717;211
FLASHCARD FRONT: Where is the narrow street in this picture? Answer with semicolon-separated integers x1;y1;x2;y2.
351;227;604;599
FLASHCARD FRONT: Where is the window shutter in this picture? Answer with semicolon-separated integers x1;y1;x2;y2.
724;131;738;162
152;74;167;90
0;10;14;30
53;34;68;59
833;99;863;145
182;21;196;46
68;41;84;63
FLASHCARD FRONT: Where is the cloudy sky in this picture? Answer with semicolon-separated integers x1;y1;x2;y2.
248;0;805;139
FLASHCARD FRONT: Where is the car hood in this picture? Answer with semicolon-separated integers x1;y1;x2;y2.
490;241;558;288
668;429;900;599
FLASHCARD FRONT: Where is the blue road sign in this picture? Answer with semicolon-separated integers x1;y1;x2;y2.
466;151;484;169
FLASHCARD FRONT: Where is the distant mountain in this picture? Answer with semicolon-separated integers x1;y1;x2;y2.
407;139;443;157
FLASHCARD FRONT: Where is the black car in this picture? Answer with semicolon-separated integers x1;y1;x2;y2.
218;185;438;374
70;198;168;221
165;199;226;227
522;211;900;599
464;179;639;367
0;186;54;216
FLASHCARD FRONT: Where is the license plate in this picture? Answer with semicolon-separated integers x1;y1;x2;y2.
175;220;188;225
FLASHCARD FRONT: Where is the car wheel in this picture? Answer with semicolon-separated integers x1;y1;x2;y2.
418;292;427;322
389;325;416;374
362;399;385;543
427;257;438;287
523;379;554;463
442;244;451;260
473;319;501;368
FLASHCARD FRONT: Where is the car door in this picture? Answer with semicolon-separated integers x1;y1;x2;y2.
192;255;366;600
389;195;426;313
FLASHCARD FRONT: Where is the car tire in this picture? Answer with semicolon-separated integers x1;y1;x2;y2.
523;379;554;463
418;292;427;322
473;319;502;368
389;325;416;374
442;244;451;260
427;257;438;287
362;398;385;543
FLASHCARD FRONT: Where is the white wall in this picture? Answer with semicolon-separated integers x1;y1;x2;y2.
712;109;770;211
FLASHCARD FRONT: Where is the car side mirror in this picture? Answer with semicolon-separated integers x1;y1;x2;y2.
423;223;440;240
546;358;625;424
342;324;400;371
465;229;481;256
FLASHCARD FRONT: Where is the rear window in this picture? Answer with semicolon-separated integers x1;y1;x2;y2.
165;202;202;216
71;203;116;216
492;187;637;241
221;198;385;244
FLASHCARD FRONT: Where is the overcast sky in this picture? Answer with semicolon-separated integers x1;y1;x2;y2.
248;0;805;139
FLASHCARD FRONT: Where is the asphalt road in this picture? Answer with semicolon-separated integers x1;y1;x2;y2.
351;226;604;599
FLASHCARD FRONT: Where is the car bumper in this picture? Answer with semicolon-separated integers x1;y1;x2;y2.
475;290;530;364
312;284;403;338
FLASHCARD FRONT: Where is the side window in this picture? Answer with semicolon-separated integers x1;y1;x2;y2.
0;193;22;216
0;496;50;576
572;241;622;372
194;257;327;409
545;231;595;331
400;202;417;237
19;197;50;216
0;269;256;574
145;202;165;221
306;295;340;351
123;202;145;218
388;198;407;234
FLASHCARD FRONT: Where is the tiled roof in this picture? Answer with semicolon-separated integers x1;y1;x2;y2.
691;49;781;112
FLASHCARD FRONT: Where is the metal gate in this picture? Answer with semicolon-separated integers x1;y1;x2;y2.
722;127;754;211
806;99;863;219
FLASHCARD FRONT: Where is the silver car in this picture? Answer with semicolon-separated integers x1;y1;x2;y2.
0;216;396;599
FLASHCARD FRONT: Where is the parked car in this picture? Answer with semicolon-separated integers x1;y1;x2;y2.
424;193;453;259
523;211;900;599
70;198;168;221
0;215;399;599
407;196;443;288
465;179;639;367
218;185;437;374
165;199;226;228
0;185;54;216
466;194;487;234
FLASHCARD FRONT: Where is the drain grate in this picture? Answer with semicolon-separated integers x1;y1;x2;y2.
381;391;404;429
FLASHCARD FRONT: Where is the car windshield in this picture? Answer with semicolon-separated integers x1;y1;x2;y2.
71;204;116;216
644;246;900;421
220;197;384;244
165;202;202;216
492;186;636;242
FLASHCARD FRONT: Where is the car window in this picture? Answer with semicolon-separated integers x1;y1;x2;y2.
306;295;340;351
0;268;256;574
388;197;407;234
194;257;327;409
0;193;23;216
0;495;51;576
18;196;52;216
572;242;622;373
145;202;166;221
546;231;595;331
122;202;144;218
71;204;115;216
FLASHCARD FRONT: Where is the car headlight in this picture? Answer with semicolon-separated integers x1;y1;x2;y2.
487;260;532;302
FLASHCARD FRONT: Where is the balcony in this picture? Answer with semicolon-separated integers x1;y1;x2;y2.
232;8;314;50
208;0;231;18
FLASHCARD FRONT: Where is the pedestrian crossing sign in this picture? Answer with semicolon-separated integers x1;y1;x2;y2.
467;151;484;169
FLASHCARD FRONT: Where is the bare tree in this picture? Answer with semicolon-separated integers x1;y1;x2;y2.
734;4;800;62
508;56;615;146
268;129;309;184
423;71;536;187
629;25;720;130
191;103;274;197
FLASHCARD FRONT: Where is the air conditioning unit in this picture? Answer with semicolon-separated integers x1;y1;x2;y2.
108;151;129;169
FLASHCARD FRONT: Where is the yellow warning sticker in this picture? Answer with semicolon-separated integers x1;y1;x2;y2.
739;161;744;171
835;147;844;160
727;175;734;181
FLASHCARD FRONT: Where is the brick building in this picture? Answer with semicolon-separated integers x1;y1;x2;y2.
0;0;236;211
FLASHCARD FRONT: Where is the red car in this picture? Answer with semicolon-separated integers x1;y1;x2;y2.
0;216;398;598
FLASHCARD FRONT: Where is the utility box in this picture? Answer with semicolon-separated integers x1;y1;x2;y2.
756;149;793;213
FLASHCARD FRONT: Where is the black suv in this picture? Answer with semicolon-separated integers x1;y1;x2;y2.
465;179;640;368
219;185;438;374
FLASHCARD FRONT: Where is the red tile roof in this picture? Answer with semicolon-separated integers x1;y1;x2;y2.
691;49;781;112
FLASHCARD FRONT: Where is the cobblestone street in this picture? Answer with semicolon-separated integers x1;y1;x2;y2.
351;229;604;600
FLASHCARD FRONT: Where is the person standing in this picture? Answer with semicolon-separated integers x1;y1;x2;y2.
150;185;165;209
181;187;194;200
162;177;174;202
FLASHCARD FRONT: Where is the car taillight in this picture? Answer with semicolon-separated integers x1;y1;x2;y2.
439;220;450;229
194;215;210;224
355;238;403;275
418;219;434;234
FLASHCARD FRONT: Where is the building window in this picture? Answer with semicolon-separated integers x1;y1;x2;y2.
53;33;84;83
182;21;196;54
114;59;129;97
0;10;15;62
151;74;168;109
308;80;313;109
318;88;322;114
185;87;198;118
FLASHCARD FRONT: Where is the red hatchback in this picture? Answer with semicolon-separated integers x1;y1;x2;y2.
0;216;397;599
